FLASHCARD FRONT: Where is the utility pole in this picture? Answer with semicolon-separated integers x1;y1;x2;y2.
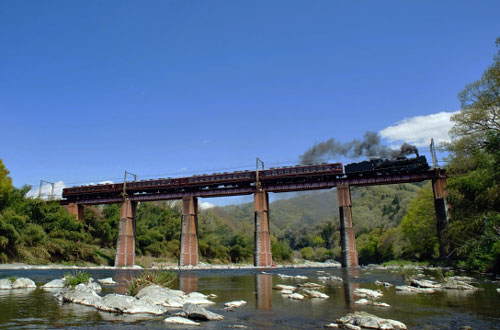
430;138;438;168
38;180;55;200
122;171;138;197
256;158;264;191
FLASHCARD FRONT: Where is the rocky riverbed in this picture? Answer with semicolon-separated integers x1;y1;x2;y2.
0;265;499;329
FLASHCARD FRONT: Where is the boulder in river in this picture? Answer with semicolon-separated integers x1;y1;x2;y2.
182;303;224;321
288;293;305;300
395;285;436;293
449;276;476;283
301;289;329;299
337;311;406;329
54;284;167;315
411;279;440;289
441;280;479;291
374;280;393;287
54;283;103;308
98;277;117;285
101;293;166;315
297;282;324;288
0;277;37;289
135;285;215;307
353;288;383;299
318;275;343;283
224;300;247;308
0;279;11;290
42;279;66;289
273;284;296;291
165;316;200;326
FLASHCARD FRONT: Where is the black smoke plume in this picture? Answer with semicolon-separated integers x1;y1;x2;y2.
300;131;419;165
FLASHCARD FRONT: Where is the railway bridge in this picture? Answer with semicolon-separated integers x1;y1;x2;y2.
61;165;449;268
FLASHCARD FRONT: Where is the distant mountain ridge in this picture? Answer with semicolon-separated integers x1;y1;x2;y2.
204;182;422;238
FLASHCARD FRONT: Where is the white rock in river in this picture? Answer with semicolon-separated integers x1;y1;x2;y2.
101;293;166;315
54;284;166;315
98;277;117;285
288;293;305;300
0;277;37;289
302;289;329;299
89;281;102;292
395;285;436;293
42;279;66;289
280;289;293;295
136;285;185;308
353;288;383;299
297;282;324;288
187;292;208;299
273;284;296;290
441;280;478;291
12;278;37;289
319;275;343;283
337;311;406;329
183;302;224;321
0;279;13;290
224;300;247;308
165;316;200;326
355;298;371;305
184;294;215;305
53;283;103;308
136;285;214;307
411;279;441;289
375;280;393;287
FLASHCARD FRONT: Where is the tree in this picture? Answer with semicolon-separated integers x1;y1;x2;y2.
449;37;500;155
443;37;500;272
0;159;13;210
400;184;438;260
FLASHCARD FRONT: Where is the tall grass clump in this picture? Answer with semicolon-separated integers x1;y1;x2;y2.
64;271;91;288
128;269;176;296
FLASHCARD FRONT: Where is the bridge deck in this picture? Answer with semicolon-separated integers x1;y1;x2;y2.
61;169;446;205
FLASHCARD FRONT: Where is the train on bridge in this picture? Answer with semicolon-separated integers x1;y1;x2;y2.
62;156;429;199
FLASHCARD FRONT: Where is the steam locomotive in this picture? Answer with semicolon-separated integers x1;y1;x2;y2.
62;156;429;198
344;155;429;175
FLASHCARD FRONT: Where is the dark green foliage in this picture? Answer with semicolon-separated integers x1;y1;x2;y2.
271;237;292;262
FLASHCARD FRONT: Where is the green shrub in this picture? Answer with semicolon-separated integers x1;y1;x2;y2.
300;246;314;260
64;271;91;288
128;269;176;296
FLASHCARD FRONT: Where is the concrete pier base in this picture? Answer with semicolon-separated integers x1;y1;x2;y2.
337;184;358;268
179;196;199;266
254;191;273;267
115;199;137;266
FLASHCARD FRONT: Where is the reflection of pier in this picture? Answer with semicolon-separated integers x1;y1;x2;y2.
342;268;360;312
255;274;272;310
179;273;198;294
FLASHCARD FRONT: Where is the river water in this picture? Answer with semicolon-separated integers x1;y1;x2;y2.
0;267;499;329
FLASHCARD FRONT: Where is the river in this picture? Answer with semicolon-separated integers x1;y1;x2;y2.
0;267;499;329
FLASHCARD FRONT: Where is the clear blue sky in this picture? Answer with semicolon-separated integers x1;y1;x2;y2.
1;1;499;204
